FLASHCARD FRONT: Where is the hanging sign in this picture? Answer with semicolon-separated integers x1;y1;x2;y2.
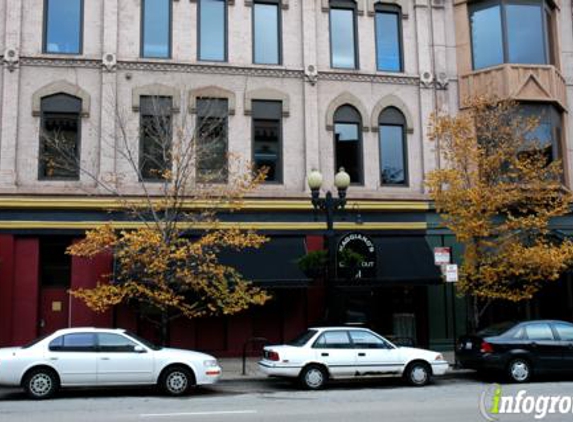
434;247;451;265
337;232;377;280
445;264;458;283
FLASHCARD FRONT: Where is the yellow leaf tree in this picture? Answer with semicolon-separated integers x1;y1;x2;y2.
44;95;272;344
426;96;573;330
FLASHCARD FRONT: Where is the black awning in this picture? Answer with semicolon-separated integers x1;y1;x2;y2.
219;236;310;288
334;235;442;287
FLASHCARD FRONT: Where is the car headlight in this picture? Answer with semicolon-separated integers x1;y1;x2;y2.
203;359;219;368
435;354;444;361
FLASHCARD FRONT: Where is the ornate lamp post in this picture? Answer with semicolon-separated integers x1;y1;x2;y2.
307;167;351;323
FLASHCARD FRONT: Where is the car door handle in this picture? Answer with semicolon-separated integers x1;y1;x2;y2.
49;357;58;361
321;353;329;357
531;342;538;348
358;353;366;357
100;357;111;361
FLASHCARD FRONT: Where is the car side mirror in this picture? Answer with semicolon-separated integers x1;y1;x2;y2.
134;345;146;353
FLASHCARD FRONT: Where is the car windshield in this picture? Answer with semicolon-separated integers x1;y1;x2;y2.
287;329;318;347
123;331;162;351
477;321;517;337
21;334;50;349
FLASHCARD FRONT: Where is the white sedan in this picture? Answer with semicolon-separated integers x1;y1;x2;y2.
0;327;222;399
258;327;449;389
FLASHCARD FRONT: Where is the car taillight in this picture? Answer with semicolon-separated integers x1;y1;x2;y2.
480;341;494;353
267;351;280;361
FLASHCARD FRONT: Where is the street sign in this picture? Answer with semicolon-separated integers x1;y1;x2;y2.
434;247;451;265
445;264;458;283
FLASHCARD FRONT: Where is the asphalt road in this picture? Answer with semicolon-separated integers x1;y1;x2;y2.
2;374;573;422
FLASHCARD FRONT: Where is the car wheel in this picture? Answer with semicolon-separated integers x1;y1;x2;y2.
160;366;194;396
299;365;328;390
23;368;59;400
404;362;431;387
507;358;532;383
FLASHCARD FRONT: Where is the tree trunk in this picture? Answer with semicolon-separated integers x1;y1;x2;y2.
160;312;169;347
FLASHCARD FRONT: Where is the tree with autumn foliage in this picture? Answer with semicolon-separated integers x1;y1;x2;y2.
45;96;271;344
426;96;573;330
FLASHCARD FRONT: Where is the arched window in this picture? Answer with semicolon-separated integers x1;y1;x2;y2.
379;107;407;185
39;94;82;180
334;105;363;184
329;0;358;69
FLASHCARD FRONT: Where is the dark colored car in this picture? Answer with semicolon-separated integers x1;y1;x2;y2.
456;320;573;383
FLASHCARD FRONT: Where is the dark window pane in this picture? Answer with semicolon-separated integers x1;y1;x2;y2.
142;0;171;58
197;99;228;183
98;334;137;352
39;95;81;180
506;3;546;64
349;331;388;349
554;323;573;341
375;11;401;72
40;237;72;287
335;123;361;184
45;0;82;54
140;96;173;180
48;336;64;351
330;8;356;69
525;323;554;341
380;125;406;185
62;334;96;351
254;3;280;64
519;104;561;164
199;0;226;61
470;3;503;69
253;100;282;183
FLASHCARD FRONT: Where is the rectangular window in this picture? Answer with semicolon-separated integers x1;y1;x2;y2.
253;2;281;65
380;125;406;185
142;0;171;58
139;96;173;181
252;101;282;183
520;104;562;164
196;98;228;183
506;2;546;64
44;0;83;54
375;7;402;72
330;7;357;69
469;2;503;69
199;0;227;61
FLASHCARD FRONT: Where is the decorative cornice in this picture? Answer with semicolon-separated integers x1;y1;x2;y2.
320;71;419;85
3;48;19;72
19;57;101;69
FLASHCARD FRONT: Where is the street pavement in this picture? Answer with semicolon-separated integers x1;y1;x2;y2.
2;372;573;422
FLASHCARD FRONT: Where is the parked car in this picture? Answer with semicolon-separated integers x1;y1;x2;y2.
456;320;573;383
0;327;222;399
258;327;448;389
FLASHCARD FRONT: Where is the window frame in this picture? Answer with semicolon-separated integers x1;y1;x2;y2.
140;0;173;59
38;94;82;181
252;0;283;65
374;3;404;73
469;0;553;70
138;95;174;182
379;107;408;187
198;0;229;62
42;0;85;55
333;105;364;185
251;100;283;184
49;333;97;352
329;0;360;70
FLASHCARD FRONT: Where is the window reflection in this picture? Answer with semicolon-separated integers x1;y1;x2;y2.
254;3;280;64
379;107;407;186
375;7;402;72
506;3;546;64
199;0;227;61
253;101;282;183
330;8;356;69
197;99;229;183
142;0;171;58
470;3;503;69
44;0;82;54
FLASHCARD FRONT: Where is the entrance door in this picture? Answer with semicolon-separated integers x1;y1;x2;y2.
40;288;69;336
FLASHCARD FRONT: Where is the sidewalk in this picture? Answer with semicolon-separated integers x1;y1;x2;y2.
218;351;471;381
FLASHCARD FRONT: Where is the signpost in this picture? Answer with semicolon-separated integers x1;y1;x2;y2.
434;247;457;349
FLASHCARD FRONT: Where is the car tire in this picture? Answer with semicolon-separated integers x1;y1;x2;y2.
159;366;194;396
299;365;328;390
23;367;59;400
507;358;532;383
404;362;432;387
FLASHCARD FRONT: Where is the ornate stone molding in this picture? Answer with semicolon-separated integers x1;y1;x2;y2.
32;80;91;117
102;53;117;72
325;92;370;131
305;65;319;86
2;48;19;72
19;57;101;69
244;0;288;9
320;71;419;85
322;0;365;15
370;95;414;133
244;88;290;116
132;84;181;113
367;0;409;18
189;86;236;115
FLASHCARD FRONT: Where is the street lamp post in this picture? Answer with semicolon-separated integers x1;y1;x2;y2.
307;167;351;324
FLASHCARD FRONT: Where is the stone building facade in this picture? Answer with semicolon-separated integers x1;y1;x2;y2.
0;0;572;354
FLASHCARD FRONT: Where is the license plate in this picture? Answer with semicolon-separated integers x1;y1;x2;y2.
465;341;472;350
